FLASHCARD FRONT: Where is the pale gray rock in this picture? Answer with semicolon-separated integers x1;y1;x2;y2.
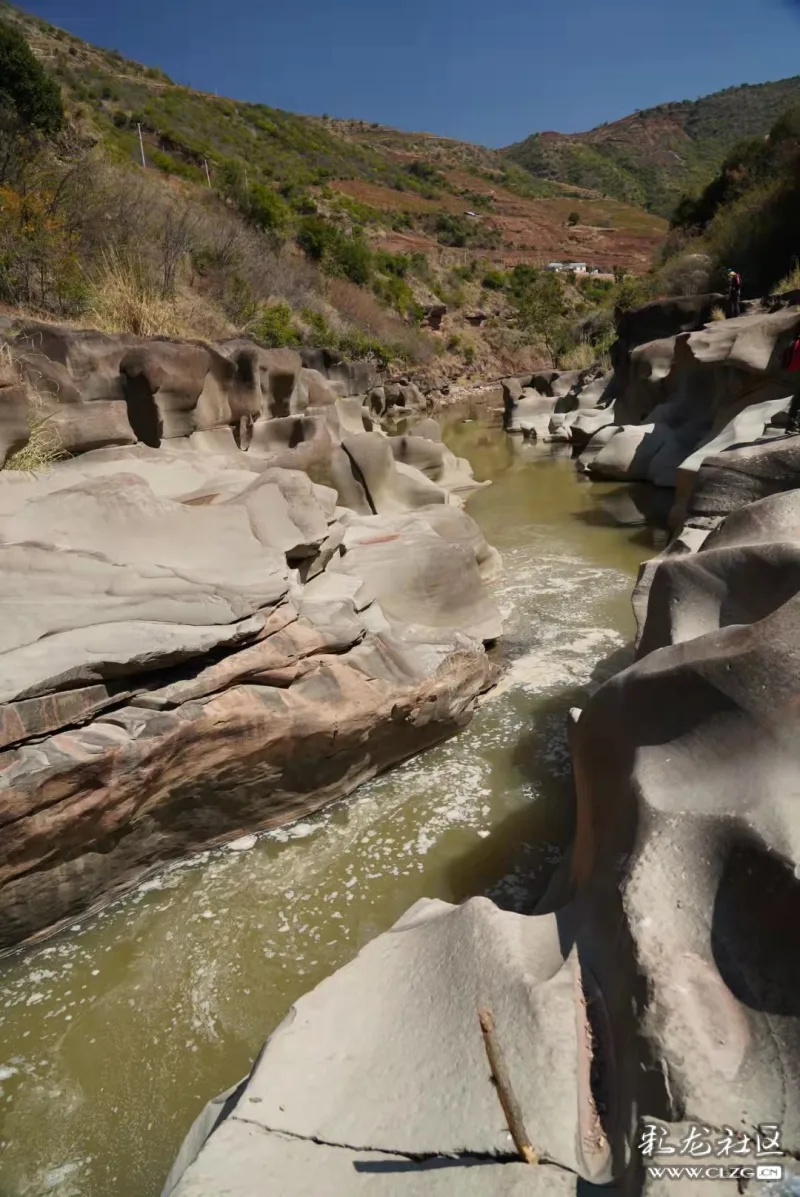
326;518;502;642
224;467;332;558
165;1121;579;1197
163;899;607;1196
637;489;800;657
586;423;672;481
340;432;451;513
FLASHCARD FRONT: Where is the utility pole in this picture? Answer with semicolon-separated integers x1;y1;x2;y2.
137;123;146;168
204;159;211;187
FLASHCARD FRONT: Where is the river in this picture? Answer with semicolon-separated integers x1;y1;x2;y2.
0;411;660;1197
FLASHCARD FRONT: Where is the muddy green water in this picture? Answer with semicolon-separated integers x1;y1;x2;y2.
0;415;661;1197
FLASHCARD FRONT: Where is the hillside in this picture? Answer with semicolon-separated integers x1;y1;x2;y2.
3;3;665;275
0;3;670;383
659;104;800;297
504;76;800;216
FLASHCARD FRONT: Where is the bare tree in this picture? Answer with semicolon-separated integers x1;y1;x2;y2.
159;203;196;298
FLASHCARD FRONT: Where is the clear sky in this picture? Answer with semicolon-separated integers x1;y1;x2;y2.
18;0;800;146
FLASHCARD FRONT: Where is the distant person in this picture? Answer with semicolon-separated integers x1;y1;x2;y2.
784;332;800;433
726;268;742;319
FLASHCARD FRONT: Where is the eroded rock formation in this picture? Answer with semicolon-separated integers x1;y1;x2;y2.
552;303;800;529
0;322;500;950
164;347;800;1195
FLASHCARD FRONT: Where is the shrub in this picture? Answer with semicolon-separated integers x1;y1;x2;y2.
0;19;64;135
612;273;655;312
249;301;301;347
567;211;580;226
656;251;713;296
375;250;409;278
296;214;334;261
331;234;372;286
300;306;337;348
482;269;506;290
244;182;291;237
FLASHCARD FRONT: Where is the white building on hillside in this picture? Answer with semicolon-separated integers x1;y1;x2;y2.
546;261;588;274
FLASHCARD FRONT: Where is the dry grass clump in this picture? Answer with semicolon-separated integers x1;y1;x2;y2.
773;260;800;295
86;250;184;338
4;409;62;471
710;305;727;321
1;349;64;472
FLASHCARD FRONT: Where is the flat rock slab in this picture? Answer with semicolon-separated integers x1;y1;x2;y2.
0;474;289;702
165;1121;579;1197
163;896;593;1195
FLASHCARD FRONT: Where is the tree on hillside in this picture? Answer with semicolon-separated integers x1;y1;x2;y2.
515;271;570;367
0;20;63;136
567;211;580;226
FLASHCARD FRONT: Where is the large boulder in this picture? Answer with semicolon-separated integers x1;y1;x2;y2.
0;604;495;949
586;307;800;492
682;435;800;525
322;512;503;642
120;340;262;443
299;347;377;398
12;321;139;401
0;363;502;950
388;433;486;496
612;293;726;375
221;340;304;419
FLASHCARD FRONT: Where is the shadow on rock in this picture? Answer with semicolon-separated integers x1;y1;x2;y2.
712;831;800;1017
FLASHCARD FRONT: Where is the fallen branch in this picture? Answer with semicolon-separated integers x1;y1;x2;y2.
478;1006;538;1165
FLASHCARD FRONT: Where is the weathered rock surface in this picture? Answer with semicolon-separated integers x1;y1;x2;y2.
502;367;603;438
166;362;800;1197
0;323;502;949
579;305;800;503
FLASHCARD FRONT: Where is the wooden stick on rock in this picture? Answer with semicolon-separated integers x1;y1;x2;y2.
478;1006;538;1165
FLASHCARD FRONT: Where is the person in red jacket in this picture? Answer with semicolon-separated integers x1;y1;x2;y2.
784;333;800;433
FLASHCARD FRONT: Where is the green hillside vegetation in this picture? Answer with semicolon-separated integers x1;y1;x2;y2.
505;76;800;216
0;3;666;380
661;104;800;296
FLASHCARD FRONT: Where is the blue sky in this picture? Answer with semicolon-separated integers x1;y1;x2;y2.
19;0;800;146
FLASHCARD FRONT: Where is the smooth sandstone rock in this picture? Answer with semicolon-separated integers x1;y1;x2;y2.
325;522;503;642
163;899;607;1196
0;331;503;953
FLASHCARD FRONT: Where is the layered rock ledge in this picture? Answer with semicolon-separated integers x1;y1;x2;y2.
0;322;501;950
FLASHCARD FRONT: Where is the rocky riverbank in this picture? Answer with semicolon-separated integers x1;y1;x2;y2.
0;322;503;951
163;297;800;1195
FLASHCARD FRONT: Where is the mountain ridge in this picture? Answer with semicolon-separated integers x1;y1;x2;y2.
503;75;800;215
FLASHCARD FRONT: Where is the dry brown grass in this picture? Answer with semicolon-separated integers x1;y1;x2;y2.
773;261;800;295
326;277;435;362
710;305;727;322
1;349;64;472
86;250;184;338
